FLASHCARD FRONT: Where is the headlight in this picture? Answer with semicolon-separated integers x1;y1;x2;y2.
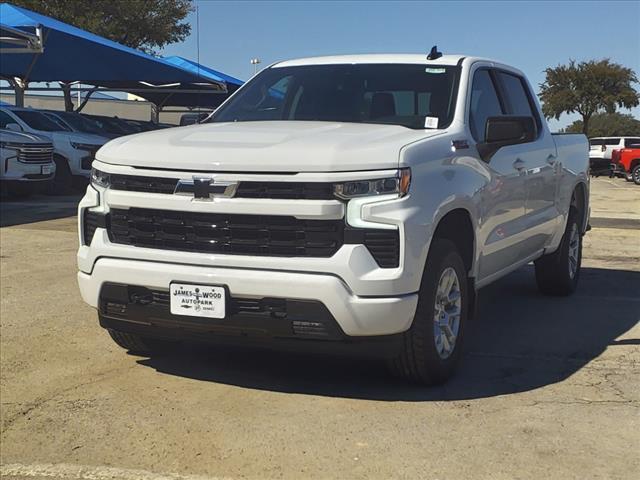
71;141;99;151
334;168;411;199
0;141;22;150
90;167;110;188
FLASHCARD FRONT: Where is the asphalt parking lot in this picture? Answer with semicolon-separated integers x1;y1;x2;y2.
1;177;638;480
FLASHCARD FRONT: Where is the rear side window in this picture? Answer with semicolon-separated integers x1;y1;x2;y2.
624;138;640;147
498;73;535;116
469;70;504;141
0;110;14;129
497;72;541;134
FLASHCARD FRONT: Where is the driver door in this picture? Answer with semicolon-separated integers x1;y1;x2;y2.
469;69;528;283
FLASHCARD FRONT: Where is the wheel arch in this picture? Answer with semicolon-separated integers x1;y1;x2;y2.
430;208;476;279
571;181;589;233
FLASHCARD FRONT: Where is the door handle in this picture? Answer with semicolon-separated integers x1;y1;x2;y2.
513;158;525;171
547;154;557;165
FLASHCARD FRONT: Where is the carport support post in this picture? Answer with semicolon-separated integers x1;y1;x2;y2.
9;78;26;107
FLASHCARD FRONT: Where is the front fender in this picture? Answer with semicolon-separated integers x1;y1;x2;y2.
396;135;487;287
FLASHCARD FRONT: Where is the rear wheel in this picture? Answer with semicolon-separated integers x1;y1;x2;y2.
632;164;640;185
107;329;176;356
387;239;469;385
534;207;582;296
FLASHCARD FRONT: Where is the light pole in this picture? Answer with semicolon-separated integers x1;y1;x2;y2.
250;58;261;75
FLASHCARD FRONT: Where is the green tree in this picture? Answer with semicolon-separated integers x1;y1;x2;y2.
539;59;639;136
562;112;640;136
12;0;193;54
10;0;193;111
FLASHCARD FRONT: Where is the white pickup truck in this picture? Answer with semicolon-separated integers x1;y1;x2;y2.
78;54;589;384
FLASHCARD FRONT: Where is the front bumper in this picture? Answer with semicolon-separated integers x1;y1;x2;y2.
1;157;55;181
610;163;629;177
589;157;612;175
78;258;418;337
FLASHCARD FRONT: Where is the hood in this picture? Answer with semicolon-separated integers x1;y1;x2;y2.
96;121;438;172
0;129;52;144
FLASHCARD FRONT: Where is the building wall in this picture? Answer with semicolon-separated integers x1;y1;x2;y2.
0;93;187;125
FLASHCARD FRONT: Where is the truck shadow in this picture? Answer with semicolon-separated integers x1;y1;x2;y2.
138;266;640;401
0;193;82;227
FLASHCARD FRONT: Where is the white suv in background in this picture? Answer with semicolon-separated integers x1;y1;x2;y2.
589;136;640;175
0;129;56;196
0;107;108;193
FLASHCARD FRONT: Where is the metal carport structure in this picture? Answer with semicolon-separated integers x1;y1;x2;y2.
0;3;240;117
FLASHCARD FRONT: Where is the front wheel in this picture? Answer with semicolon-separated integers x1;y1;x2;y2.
534;208;582;296
387;239;469;385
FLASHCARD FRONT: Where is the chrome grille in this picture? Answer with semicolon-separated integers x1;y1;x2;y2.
16;143;54;163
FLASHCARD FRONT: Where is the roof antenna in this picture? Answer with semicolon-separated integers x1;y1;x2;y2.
427;45;442;60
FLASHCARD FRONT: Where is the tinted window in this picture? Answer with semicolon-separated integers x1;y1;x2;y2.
13;110;68;131
53;112;104;134
469;70;503;141
590;138;622;146
0;110;14;129
498;72;534;118
624;138;640;147
43;112;71;130
212;64;460;130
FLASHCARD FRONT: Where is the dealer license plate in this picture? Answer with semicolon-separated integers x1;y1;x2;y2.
170;283;225;319
41;165;52;175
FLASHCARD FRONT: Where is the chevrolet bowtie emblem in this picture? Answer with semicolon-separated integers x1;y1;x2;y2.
174;176;238;200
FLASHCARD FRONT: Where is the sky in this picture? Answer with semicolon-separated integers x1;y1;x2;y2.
161;0;640;130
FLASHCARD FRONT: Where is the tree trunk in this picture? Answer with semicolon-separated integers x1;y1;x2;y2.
75;87;98;112
151;103;160;124
582;114;591;137
59;83;74;112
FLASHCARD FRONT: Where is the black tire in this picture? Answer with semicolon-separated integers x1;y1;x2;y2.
107;329;176;356
632;164;640;185
387;239;470;385
534;207;582;296
49;155;73;195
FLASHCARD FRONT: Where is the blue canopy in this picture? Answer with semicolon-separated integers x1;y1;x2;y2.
164;56;243;89
0;3;242;108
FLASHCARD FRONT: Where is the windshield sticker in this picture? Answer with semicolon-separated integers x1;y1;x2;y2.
424;116;439;129
425;68;446;74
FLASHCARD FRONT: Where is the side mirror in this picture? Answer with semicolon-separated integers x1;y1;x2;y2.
5;122;22;132
477;116;536;162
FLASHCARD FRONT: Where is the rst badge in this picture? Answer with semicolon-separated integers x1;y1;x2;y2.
174;176;238;200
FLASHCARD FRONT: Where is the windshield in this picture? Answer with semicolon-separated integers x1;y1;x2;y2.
13;110;69;132
54;112;104;135
211;64;460;129
86;116;133;134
